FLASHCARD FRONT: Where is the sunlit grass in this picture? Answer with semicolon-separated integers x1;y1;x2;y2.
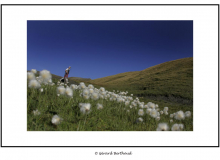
27;69;193;131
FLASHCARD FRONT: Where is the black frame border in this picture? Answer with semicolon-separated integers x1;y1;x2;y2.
1;4;219;147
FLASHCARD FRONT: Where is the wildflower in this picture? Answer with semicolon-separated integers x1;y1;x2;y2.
164;111;168;115
156;116;160;121
88;84;94;89
170;119;173;123
150;109;158;118
79;82;86;89
164;107;169;112
156;123;169;131
185;111;191;118
80;103;91;114
155;104;159;108
174;110;185;120
83;94;90;99
31;69;37;74
100;87;105;92
179;124;184;130
40;70;52;82
171;124;180;131
131;94;133;96
28;79;41;89
138;109;144;116
136;117;143;123
160;111;164;114
147;102;156;109
70;84;78;90
170;114;174;118
117;97;124;103
139;104;144;108
146;108;152;114
40;88;43;92
131;101;137;107
125;101;130;106
51;115;62;125
65;87;73;97
97;103;103;110
27;72;35;80
79;103;84;108
83;89;90;95
33;109;40;116
99;95;104;99
89;89;94;94
57;86;65;95
57;94;60;97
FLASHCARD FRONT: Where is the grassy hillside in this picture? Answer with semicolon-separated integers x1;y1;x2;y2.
90;57;193;105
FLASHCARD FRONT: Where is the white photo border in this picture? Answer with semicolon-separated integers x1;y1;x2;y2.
1;4;219;147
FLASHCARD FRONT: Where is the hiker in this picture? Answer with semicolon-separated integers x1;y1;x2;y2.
64;66;71;83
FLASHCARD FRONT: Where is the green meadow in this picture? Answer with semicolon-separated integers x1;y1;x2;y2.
27;57;193;131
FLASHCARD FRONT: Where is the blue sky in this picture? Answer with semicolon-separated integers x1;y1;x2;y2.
27;20;193;79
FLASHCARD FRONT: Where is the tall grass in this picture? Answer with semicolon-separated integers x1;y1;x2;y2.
27;77;193;131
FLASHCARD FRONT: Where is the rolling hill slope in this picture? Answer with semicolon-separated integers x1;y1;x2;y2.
90;57;193;104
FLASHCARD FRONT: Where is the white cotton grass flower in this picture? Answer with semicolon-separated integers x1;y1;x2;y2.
80;103;91;114
138;109;144;116
179;124;184;130
65;87;73;97
155;104;159;108
70;84;77;90
57;86;65;95
33;109;40;116
40;88;43;92
97;103;103;110
100;87;105;92
174;110;185;120
170;119;173;123
99;95;104;99
156;123;169;131
146;108;152;114
31;69;37;74
160;111;164;114
170;114;174;118
136;117;143;123
91;92;99;100
185;111;191;118
51;115;62;125
89;89;94;94
144;105;148;108
147;102;156;109
156;116;160;121
79;82;86;89
164;107;169;112
57;94;60;97
83;89;90;95
150;109;158;118
171;123;180;131
79;103;84;108
164;111;168;115
83;94;90;100
28;79;41;89
139;104;144;109
27;72;35;81
117;97;124;103
88;84;94;89
40;70;52;82
125;100;130;106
